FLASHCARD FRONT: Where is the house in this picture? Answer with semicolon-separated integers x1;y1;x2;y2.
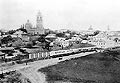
88;38;120;48
24;47;49;59
45;34;57;41
22;33;30;42
65;33;70;37
53;37;70;48
60;40;70;48
13;29;29;42
0;51;5;59
13;30;25;38
55;29;68;33
70;36;82;41
55;37;66;42
45;34;56;39
12;38;24;47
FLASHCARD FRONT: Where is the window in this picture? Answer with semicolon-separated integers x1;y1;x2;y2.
37;32;39;34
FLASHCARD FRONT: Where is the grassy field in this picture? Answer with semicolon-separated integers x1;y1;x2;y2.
39;52;120;83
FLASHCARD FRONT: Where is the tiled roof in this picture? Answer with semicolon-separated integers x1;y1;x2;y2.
25;47;48;53
0;47;14;51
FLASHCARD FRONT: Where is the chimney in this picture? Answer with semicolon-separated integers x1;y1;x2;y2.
23;24;24;29
21;25;22;28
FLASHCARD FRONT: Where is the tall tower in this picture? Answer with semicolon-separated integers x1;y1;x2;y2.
36;11;44;34
36;11;42;27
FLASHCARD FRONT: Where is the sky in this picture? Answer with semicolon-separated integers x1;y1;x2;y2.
0;0;120;31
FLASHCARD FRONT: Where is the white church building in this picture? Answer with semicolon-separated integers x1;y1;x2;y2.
25;11;44;35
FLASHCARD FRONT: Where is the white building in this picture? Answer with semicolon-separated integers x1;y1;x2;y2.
13;30;25;38
45;34;56;39
60;40;69;48
55;37;66;42
88;38;120;48
54;37;70;48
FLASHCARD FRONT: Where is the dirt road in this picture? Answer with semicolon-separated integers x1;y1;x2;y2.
18;52;95;83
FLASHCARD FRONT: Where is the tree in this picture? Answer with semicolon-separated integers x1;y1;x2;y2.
66;30;71;33
19;28;27;33
12;38;24;47
8;30;16;34
93;30;100;36
44;42;50;50
87;30;100;36
38;36;46;43
56;33;65;37
1;35;13;44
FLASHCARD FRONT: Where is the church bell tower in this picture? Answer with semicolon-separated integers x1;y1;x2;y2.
36;11;42;27
36;11;44;34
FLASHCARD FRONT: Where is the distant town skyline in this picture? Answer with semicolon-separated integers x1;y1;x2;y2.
0;0;120;31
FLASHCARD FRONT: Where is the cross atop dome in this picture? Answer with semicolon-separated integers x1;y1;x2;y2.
37;10;42;17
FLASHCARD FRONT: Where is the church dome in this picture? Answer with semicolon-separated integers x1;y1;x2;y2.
25;20;33;29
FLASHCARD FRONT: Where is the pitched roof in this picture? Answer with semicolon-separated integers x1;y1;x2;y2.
0;47;14;51
0;51;5;56
25;47;48;53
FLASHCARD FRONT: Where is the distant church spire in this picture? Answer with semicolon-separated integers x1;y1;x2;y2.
88;25;93;30
107;25;110;31
36;11;44;34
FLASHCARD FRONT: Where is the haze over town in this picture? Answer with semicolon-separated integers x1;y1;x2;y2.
0;0;120;31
